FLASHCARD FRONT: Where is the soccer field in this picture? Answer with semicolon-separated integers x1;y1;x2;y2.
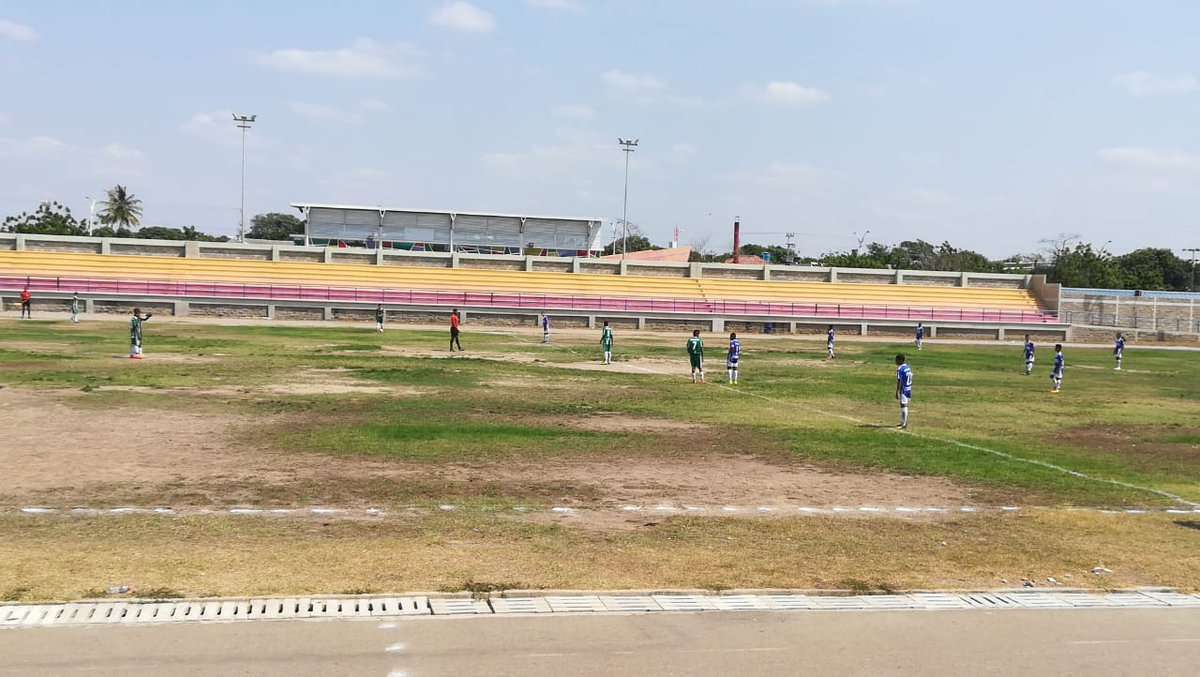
1;317;1198;600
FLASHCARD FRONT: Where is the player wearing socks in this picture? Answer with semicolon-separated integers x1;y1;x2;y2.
541;313;551;344
827;326;836;359
915;322;924;351
600;321;614;364
70;293;80;324
129;307;152;359
1114;333;1125;371
687;330;705;383
1023;334;1035;375
375;304;385;333
1050;344;1064;393
726;332;741;384
895;354;913;430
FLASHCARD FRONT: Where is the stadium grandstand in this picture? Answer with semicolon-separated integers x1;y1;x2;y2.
294;203;605;257
0;232;1068;340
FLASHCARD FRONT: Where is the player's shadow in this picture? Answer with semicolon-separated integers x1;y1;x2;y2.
1175;520;1200;532
857;424;890;430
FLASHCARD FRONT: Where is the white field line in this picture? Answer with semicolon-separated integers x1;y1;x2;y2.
609;353;1198;509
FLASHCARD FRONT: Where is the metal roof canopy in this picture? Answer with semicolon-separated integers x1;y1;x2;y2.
292;203;604;252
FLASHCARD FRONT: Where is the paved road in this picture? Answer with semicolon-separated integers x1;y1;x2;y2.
2;609;1199;676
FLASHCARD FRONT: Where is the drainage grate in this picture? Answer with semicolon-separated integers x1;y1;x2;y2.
652;595;719;612
1008;593;1073;609
600;596;661;613
428;598;490;616
545;596;606;613
761;595;815;610
812;596;872;611
1141;591;1200;607
713;595;771;611
862;595;922;610
492;598;553;614
962;593;1021;609
911;593;973;610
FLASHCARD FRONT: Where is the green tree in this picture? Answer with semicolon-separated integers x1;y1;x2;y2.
133;225;229;242
1115;248;1190;291
97;185;143;229
738;243;793;264
247;212;305;241
2;201;88;235
603;224;658;256
1046;243;1123;288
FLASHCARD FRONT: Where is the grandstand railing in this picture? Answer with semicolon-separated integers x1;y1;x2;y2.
1;274;1061;324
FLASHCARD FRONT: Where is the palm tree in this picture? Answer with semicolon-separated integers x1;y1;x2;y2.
98;185;143;230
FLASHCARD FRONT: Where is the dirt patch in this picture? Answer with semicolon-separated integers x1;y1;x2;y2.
555;358;685;375
1051;425;1200;472
109;353;218;364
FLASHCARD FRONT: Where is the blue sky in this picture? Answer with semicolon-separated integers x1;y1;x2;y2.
1;1;1198;257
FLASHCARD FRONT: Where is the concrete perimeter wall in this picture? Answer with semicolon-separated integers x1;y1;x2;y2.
0;232;1032;290
0;289;1068;342
1061;289;1199;337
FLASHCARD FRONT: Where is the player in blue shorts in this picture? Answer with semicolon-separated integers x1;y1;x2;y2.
826;325;836;360
726;332;741;384
1023;334;1035;375
895;353;913;430
915;323;924;351
1114;333;1125;371
1050;344;1064;393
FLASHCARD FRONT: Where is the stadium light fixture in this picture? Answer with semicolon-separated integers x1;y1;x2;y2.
618;138;639;260
233;114;257;242
85;195;96;235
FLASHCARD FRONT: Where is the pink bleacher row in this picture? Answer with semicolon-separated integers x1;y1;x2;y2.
1;275;1061;324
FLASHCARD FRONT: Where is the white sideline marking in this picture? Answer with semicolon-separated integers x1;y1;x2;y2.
385;642;406;653
20;507;54;514
621;506;642;512
551;506;575;513
378;622;397;629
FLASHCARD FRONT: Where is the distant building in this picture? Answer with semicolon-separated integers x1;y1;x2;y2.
291;203;604;256
599;246;692;263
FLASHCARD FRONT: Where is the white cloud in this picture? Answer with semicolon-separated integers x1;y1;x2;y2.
181;110;274;149
359;98;393;113
102;143;145;162
602;69;664;92
253;39;421;79
0;19;38;42
0;135;65;157
528;0;582;9
1098;146;1200;172
761;81;832;105
430;2;496;33
1112;71;1197;97
289;101;361;124
552;103;594;120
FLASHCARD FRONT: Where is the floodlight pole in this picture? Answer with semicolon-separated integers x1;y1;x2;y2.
85;195;96;235
233;114;257;242
1185;247;1200;293
618;138;638;260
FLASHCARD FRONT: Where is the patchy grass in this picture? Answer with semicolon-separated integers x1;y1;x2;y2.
0;511;1198;600
1;318;1199;599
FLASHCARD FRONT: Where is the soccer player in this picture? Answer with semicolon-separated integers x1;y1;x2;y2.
687;329;705;383
375;304;385;333
726;332;741;384
449;309;463;352
19;287;32;319
895;353;913;430
129;307;152;359
600;321;614;364
915;322;925;351
1114;333;1125;371
1050;344;1064;393
542;313;551;344
70;293;80;324
1023;334;1035;375
826;325;836;359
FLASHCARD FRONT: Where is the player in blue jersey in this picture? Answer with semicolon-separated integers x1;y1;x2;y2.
726;332;741;384
1050;344;1064;393
1023;334;1035;375
541;313;551;344
895;354;913;430
1114;333;1125;371
826;325;836;360
915;322;925;351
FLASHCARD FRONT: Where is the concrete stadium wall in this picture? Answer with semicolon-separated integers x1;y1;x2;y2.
0;232;1035;291
0;289;1068;342
1061;290;1198;335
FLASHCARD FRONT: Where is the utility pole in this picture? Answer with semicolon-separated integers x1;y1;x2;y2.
785;232;796;264
233;114;257;242
853;229;871;256
617;138;638;260
1185;248;1200;292
85;195;97;235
